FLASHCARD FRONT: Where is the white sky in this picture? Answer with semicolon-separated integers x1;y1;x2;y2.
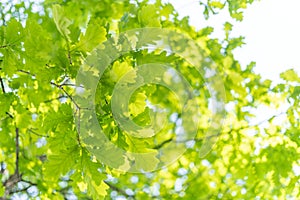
167;0;300;82
167;0;300;175
166;0;300;126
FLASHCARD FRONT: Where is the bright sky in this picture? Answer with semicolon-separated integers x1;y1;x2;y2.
167;0;300;82
166;0;300;123
167;0;300;174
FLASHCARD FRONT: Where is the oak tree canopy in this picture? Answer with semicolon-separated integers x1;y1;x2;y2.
0;0;299;199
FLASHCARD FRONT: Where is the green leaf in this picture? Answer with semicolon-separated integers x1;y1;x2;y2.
0;0;298;199
43;104;73;132
224;22;233;38
209;1;225;9
0;93;14;118
109;60;135;82
231;12;244;21
0;184;4;197
291;86;300;99
52;4;72;40
280;69;300;82
129;92;147;117
0;49;20;76
5;18;24;44
227;36;245;50
44;144;79;180
138;4;161;27
77;18;107;52
134;151;159;171
24;19;53;63
78;151;109;199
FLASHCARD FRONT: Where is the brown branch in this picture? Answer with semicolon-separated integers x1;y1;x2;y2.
0;76;5;93
223;112;286;135
63;34;72;66
51;81;83;146
5;112;14;119
153;133;220;149
50;82;80;109
18;70;34;76
20;179;37;187
1;130;37;198
0;162;5;174
10;185;31;194
77;109;81;146
28;129;49;138
155;112;287;149
60;83;84;88
44;95;68;103
67;50;72;65
3;136;22;199
153;137;173;149
3;173;21;197
7;179;38;195
15;128;20;177
0;42;18;49
0;44;14;49
104;180;135;199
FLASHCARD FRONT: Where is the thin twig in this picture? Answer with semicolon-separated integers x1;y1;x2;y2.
2;128;22;198
50;82;80;109
153;112;286;149
0;162;5;174
8;179;38;195
15;128;20;177
0;44;15;49
20;179;37;186
0;76;5;93
60;83;84;88
64;35;72;66
3;173;21;197
44;95;68;103
77;109;81;146
5;112;14;119
153;137;173;149
51;81;83;147
28;129;49;138
18;69;34;76
104;180;135;199
67;50;72;65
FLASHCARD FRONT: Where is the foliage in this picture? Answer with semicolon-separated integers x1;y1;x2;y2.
0;0;299;199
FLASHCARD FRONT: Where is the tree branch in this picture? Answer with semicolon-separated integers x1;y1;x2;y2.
77;109;81;146
153;137;173;149
104;180;135;199
3;173;21;197
7;179;38;195
20;179;37;187
50;82;80;109
5;112;14;119
44;95;68;103
60;83;84;88
18;69;34;76
28;128;49;138
154;111;287;149
0;44;15;49
15;128;20;177
0;76;5;93
51;82;82;146
0;162;5;174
